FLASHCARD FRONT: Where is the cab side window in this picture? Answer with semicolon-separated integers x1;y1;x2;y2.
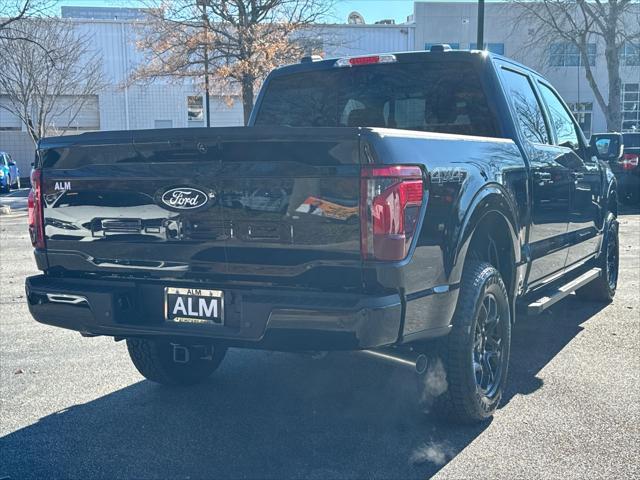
538;83;581;153
500;68;549;144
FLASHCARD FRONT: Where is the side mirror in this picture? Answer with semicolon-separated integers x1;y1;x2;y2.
8;161;16;167
589;133;623;162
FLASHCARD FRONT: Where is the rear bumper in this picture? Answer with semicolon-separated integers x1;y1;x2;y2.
25;275;403;350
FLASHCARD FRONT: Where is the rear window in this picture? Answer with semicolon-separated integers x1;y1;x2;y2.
255;61;499;138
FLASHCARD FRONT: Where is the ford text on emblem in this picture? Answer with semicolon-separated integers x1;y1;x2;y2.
159;187;211;211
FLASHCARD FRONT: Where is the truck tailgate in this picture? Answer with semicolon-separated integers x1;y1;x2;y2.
39;127;364;290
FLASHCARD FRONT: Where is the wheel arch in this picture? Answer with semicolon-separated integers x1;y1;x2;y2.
606;179;618;218
450;185;521;305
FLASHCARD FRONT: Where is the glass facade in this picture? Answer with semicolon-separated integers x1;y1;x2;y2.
620;42;640;67
622;83;640;132
549;43;596;67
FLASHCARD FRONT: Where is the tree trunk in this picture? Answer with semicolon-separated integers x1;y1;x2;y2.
241;75;254;126
26;117;39;146
604;31;622;132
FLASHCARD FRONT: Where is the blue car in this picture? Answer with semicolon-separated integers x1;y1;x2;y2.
0;151;21;193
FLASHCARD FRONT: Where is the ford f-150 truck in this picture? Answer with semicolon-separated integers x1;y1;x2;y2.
25;48;622;423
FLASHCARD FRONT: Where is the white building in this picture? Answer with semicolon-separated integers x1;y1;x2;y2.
0;8;413;173
412;2;640;137
1;2;639;174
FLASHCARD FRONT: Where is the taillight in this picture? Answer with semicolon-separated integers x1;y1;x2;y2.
360;165;425;261
28;169;45;249
620;153;639;171
334;54;397;68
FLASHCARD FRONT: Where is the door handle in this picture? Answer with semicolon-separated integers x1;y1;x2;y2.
571;172;585;181
534;172;552;183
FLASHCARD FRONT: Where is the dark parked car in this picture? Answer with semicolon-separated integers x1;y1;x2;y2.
0;151;20;192
25;48;621;424
609;132;639;204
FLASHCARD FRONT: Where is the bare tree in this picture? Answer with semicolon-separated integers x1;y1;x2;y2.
1;0;53;46
0;18;105;144
510;0;640;132
132;0;334;125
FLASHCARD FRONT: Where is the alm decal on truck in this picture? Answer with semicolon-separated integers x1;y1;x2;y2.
54;181;72;191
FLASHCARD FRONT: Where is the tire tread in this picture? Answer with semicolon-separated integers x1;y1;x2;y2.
429;261;511;424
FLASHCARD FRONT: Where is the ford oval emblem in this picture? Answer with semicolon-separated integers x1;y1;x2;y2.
158;187;212;211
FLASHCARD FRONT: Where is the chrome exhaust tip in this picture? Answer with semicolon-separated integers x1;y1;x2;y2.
359;348;429;374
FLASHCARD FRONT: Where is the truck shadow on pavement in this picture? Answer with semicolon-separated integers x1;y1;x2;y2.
0;297;608;480
505;296;608;404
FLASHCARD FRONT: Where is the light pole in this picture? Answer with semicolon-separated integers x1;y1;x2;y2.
197;0;211;127
477;0;485;50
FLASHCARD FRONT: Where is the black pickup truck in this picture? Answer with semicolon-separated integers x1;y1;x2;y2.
26;49;622;423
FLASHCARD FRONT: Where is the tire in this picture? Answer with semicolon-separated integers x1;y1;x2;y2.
422;261;511;424
13;176;20;189
126;338;227;386
576;219;618;302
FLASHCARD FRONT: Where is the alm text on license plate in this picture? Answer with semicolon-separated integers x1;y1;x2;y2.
165;287;224;325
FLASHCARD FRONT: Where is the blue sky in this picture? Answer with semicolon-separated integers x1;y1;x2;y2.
55;0;506;25
332;1;415;24
56;0;416;24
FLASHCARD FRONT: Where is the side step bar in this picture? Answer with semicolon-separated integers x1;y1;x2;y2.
527;268;601;315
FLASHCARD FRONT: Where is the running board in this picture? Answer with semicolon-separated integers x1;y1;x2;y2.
527;268;601;315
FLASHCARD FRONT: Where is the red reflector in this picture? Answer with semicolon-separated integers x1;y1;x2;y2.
620;154;639;170
360;165;425;261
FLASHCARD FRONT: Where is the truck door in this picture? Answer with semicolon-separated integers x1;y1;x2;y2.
499;67;572;285
536;82;602;268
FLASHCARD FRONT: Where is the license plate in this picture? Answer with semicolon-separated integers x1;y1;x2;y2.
165;287;224;325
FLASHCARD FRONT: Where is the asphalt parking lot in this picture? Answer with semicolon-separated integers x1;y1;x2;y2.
1;192;639;479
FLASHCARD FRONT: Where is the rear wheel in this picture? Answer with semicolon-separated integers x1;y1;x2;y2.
576;219;618;302
422;261;511;424
126;339;227;386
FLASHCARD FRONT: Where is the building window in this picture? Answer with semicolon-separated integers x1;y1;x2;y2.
622;83;640;132
568;102;593;137
188;96;204;122
549;42;596;67
469;43;504;55
620;42;640;67
425;43;460;50
1;95;23;131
